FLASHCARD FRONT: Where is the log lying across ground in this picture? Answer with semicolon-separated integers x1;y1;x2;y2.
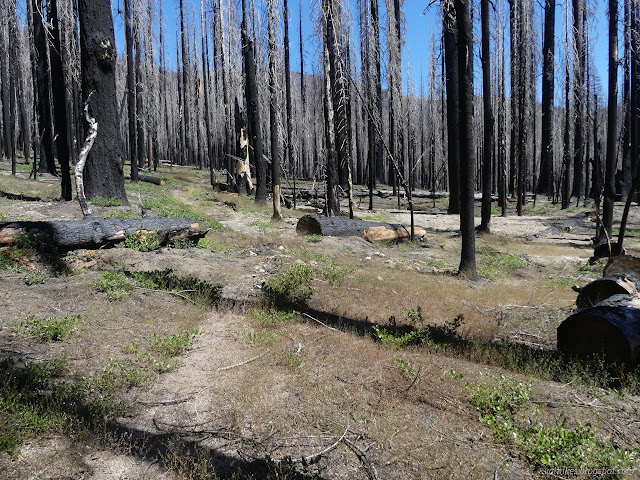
560;254;640;364
296;214;426;241
575;255;640;310
0;217;206;251
558;294;640;365
138;175;166;185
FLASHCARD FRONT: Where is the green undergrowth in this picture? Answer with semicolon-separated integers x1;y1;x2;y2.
92;269;222;305
374;308;640;395
0;357;143;457
139;190;225;231
477;246;528;279
467;374;636;472
262;264;315;307
19;314;81;342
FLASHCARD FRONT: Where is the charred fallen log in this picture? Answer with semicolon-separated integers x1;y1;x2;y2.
0;217;206;251
296;214;425;241
558;294;640;365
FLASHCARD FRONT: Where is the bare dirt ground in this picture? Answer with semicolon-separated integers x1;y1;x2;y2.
1;163;640;479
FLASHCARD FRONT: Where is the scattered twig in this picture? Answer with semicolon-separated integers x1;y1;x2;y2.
343;438;379;480
239;424;349;465
217;350;270;371
301;312;342;333
135;287;196;304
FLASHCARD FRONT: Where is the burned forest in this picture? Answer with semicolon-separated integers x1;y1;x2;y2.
1;0;640;479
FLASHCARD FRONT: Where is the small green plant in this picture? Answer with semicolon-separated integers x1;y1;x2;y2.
197;238;235;253
102;209;138;219
91;196;123;207
468;374;637;471
24;271;46;285
477;247;527;279
425;258;457;274
372;324;428;347
20;314;81;342
124;229;162;252
151;329;202;357
305;234;323;243
396;358;419;379
253;308;297;327
92;271;136;300
290;249;323;262
250;219;274;234
262;264;315;307
320;262;355;286
170;237;194;249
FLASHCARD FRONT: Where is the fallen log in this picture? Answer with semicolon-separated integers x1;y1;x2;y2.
558;294;640;365
138;175;166;186
574;255;640;310
0;217;206;251
576;274;639;310
362;225;427;242
296;214;425;241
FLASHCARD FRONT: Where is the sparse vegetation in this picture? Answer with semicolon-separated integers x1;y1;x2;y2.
20;314;81;341
92;271;136;300
124;229;162;251
91;196;123;207
468;374;637;471
24;271;46;285
305;234;323;243
262;264;315;307
151;329;202;357
477;247;528;278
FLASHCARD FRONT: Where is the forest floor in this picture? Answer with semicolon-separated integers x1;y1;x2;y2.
1;159;640;479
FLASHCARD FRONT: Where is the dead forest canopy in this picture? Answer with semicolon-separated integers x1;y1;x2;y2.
0;0;637;239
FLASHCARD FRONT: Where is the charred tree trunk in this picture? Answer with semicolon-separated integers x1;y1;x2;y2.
241;0;266;203
456;0;477;280
538;0;555;196
124;0;137;181
443;1;460;215
268;0;282;219
78;0;128;204
49;0;72;199
572;0;586;200
602;0;619;239
478;0;494;233
371;0;384;186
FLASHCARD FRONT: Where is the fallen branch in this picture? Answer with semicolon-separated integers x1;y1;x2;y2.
239;424;349;465
217;350;270;371
301;312;342;333
343;438;379;480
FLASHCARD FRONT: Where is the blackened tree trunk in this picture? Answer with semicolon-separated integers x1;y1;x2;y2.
133;0;146;170
538;0;555;196
455;0;477;279
323;0;341;217
49;0;72;199
124;0;137;181
478;0;494;232
78;0;128;204
283;0;294;195
602;0;618;238
31;0;55;175
180;0;191;167
572;0;586;200
241;0;266;203
443;0;460;214
268;0;282;219
371;0;384;186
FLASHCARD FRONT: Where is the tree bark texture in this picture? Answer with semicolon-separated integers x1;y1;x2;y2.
78;0;128;204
